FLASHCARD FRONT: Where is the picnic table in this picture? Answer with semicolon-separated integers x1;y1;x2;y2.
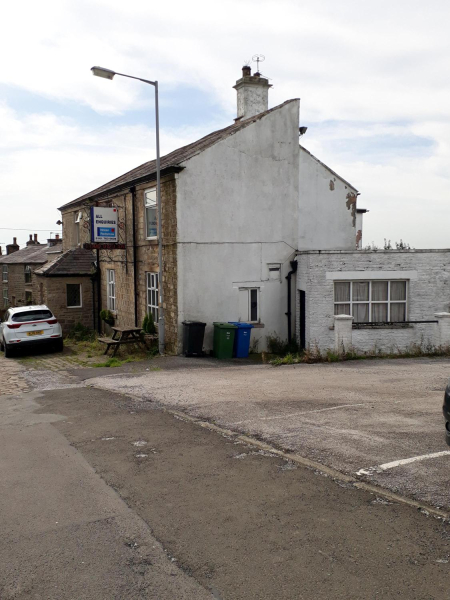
98;326;145;356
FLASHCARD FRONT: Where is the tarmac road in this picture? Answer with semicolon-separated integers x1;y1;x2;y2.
2;384;448;599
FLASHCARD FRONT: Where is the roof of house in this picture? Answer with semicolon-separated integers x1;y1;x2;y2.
35;248;95;277
59;99;299;211
300;145;359;193
0;244;62;265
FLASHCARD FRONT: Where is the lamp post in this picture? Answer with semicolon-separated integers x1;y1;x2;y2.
91;66;165;354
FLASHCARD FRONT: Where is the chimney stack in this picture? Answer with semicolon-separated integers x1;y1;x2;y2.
233;65;272;121
6;237;19;255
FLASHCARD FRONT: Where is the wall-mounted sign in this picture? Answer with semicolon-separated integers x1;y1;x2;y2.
84;243;126;250
90;207;118;242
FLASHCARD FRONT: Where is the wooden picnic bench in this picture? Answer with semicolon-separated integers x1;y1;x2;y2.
98;326;145;357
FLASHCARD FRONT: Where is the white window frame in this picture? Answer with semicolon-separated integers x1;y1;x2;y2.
2;265;7;283
144;188;157;240
3;287;8;307
66;283;82;308
239;287;260;323
107;269;116;311
24;264;32;284
146;272;159;323
334;280;408;323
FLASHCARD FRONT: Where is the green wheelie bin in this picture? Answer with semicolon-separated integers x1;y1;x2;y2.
213;322;237;359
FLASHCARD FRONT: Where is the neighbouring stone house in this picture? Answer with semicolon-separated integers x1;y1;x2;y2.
0;235;62;311
33;248;96;335
55;66;366;353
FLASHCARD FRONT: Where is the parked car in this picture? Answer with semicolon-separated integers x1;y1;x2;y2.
444;381;450;446
0;305;63;357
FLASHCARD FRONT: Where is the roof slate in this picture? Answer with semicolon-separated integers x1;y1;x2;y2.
35;248;95;277
0;244;62;265
59;99;299;210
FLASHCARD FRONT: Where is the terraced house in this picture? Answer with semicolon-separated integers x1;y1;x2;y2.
0;235;62;312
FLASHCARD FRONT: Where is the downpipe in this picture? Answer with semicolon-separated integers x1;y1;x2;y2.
285;260;298;344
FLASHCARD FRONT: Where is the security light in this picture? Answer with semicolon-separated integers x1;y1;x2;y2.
299;126;308;136
91;66;116;80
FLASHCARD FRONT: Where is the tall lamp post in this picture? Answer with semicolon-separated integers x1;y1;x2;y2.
91;66;164;354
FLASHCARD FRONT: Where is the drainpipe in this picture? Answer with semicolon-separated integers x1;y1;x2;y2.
285;260;298;344
96;248;101;334
131;186;138;328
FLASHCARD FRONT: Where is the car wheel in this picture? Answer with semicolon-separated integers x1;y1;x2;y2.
0;339;4;352
4;343;14;358
54;339;64;353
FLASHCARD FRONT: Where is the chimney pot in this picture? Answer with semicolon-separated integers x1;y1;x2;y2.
13;237;17;244
56;234;60;239
242;65;251;77
29;235;32;241
34;233;38;242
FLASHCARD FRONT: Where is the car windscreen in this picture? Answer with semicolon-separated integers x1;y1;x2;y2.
11;310;53;322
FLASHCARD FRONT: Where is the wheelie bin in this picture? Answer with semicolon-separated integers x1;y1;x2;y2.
213;322;237;359
182;321;206;356
228;322;254;358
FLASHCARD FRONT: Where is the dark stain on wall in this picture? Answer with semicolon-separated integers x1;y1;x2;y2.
329;179;335;191
356;229;362;249
346;192;357;227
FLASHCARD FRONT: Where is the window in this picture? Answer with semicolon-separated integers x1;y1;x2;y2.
107;270;116;311
2;265;7;282
334;281;407;323
146;272;159;322
268;263;281;281
144;188;157;239
239;287;260;323
12;309;52;322
24;265;32;284
3;287;8;307
25;291;33;305
66;284;81;308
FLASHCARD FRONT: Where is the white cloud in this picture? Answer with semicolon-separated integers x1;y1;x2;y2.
1;0;450;249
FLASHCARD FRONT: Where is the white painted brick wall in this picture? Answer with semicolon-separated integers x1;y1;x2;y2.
296;249;450;353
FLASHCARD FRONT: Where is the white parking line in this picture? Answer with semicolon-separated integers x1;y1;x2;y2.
356;450;450;476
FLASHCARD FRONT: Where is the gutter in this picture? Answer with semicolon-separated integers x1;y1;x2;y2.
131;186;138;328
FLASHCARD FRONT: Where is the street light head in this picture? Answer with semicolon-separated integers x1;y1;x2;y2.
91;66;116;80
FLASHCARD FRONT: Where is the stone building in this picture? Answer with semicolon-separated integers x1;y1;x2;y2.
33;248;95;335
0;235;62;311
56;66;366;353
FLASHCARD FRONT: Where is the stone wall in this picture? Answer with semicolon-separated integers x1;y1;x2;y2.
61;174;179;352
296;249;450;353
36;275;94;335
0;263;39;308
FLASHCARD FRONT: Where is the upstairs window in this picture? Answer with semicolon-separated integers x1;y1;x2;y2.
334;281;407;323
24;265;32;284
2;265;7;282
144;189;157;239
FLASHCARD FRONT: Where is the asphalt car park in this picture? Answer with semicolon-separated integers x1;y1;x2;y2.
87;356;450;511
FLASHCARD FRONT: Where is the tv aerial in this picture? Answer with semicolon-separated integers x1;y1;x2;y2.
252;54;265;74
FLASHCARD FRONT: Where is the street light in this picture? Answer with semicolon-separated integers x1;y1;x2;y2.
91;66;165;355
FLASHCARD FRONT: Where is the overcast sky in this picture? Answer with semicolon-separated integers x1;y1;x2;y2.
1;0;449;252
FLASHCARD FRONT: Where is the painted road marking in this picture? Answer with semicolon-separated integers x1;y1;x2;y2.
356;450;450;476
233;403;367;425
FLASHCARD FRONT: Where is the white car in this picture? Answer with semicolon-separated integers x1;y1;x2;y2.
0;305;63;358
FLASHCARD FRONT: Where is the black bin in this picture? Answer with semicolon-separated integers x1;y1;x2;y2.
182;321;206;356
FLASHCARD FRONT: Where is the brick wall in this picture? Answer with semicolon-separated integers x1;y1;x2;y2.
36;275;94;335
296;249;450;353
61;174;179;352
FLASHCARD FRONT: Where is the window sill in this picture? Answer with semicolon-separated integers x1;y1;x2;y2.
67;305;83;309
251;323;265;328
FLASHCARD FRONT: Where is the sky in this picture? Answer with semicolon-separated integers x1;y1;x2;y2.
1;0;450;252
